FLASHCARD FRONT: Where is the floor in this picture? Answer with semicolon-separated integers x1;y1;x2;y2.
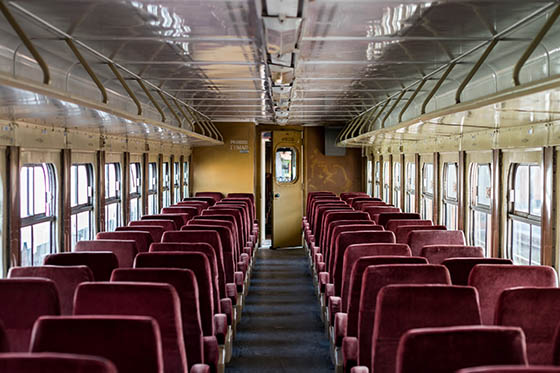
227;246;333;372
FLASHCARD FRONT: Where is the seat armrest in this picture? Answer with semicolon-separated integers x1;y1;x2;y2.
314;253;323;265
240;253;250;266
316;261;326;273
334;312;348;347
342;336;358;372
350;367;369;373
325;283;335;298
214;313;228;345
237;260;248;274
243;246;252;257
225;282;238;305
328;296;342;326
220;298;233;325
191;364;210;373
318;272;329;293
202;336;218;370
234;271;245;293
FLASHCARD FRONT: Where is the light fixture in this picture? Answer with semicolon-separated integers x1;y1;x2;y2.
263;16;302;55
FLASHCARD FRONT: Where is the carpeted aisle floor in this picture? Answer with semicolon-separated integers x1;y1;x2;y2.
227;247;333;372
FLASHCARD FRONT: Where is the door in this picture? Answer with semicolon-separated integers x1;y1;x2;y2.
272;130;303;248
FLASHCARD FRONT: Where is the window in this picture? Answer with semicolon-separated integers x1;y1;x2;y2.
20;164;56;266
421;163;434;220
406;162;415;212
383;161;390;203
443;163;458;229
183;161;189;198
70;164;94;248
374;161;380;198
393;162;401;209
162;162;170;208
470;163;492;255
173;162;180;204
275;147;297;183
508;164;542;265
105;163;121;232
366;159;373;197
129;162;142;221
148;162;158;214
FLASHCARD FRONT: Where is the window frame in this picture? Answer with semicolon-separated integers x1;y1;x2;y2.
182;161;189;199
374;160;380;198
469;163;492;254
405;162;415;213
442;162;459;229
70;163;94;248
173;161;180;204
421;162;434;220
162;161;171;208
393;161;401;208
129;162;142;221
383;160;390;203
147;162;158;214
104;162;121;231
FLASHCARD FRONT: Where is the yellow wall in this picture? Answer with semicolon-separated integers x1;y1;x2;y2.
192;122;256;195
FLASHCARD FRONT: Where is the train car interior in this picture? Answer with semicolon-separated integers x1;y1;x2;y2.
3;0;560;372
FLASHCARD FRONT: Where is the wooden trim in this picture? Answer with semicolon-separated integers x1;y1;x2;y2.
158;154;163;210
400;153;406;210
379;155;384;200
122;152;130;225
458;150;467;232
414;153;421;213
169;154;175;204
491;149;503;258
541;146;556;266
388;154;393;205
433;152;441;224
61;149;71;251
96;150;106;233
7;146;20;267
142;153;149;215
179;155;185;201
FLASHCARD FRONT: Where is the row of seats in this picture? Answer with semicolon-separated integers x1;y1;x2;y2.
303;191;560;373
0;191;258;373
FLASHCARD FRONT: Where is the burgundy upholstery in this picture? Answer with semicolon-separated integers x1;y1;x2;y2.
162;206;199;217
322;220;376;257
44;252;118;282
141;214;186;229
458;367;560;373
442;258;513;285
150;242;225;299
469;264;558;324
31;315;163;373
355;201;387;211
363;206;400;222
386;219;432;233
0;279;60;352
195;192;224;202
190;218;239;255
309;200;344;225
377;212;422;228
496;287;560;364
96;231;153;253
0;320;8;352
130;219;176;232
116;225;164;242
421;245;484;264
222;198;253;222
186;196;217;206
313;205;352;240
330;231;396;281
74;282;187;373
197;213;240;247
205;208;245;247
228;192;255;204
349;197;374;208
395;225;446;244
407;230;465;256
371;285;481;373
177;200;209;210
75;240;137;268
183;224;238;266
111;268;206;370
325;225;384;271
340;192;368;201
354;264;451;368
320;211;372;249
8;265;93;315
134;252;217;336
0;353;118;373
306;193;338;216
396;326;527;373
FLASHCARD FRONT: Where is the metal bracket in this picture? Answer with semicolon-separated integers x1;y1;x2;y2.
422;62;456;114
381;89;407;128
108;63;141;115
65;38;107;104
136;79;166;122
399;79;427;123
456;39;498;104
157;90;183;126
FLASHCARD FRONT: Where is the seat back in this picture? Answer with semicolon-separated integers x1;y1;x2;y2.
396;326;527;373
96;231;153;253
130;219;175;232
173;202;203;215
421;245;484;264
349;197;374;208
205;208;245;246
0;352;118;373
364;206;400;222
355;200;387;211
183;224;237;265
141;214;185;229
44;252;118;281
340;192;367;201
31;315;163;373
308;199;344;225
195;192;224;202
161;206;199;217
377;212;422;228
395;225;446;244
75;240;137;268
116;226;164;242
0;320;8;352
372;285;481;373
74;282;187;373
313;205;352;239
8;265;93;315
457;366;560;373
407;230;465;256
322;219;375;255
320;211;371;249
386;219;432;233
0;279;60;351
469;264;558;324
325;224;384;268
111;268;204;369
134;252;217;336
356;264;450;367
496;287;560;364
442;258;513;285
186;196;216;206
190;218;239;254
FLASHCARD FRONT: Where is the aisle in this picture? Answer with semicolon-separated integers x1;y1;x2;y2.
227;247;333;372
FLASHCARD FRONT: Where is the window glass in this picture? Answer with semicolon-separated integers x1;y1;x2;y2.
275;147;297;183
406;162;415;213
443;163;458;229
383;161;390;203
105;163;121;231
514;165;529;214
477;164;492;206
173;162;180;203
148;162;158;214
71;164;94;248
421;163;433;220
393;162;401;208
470;163;492;255
374;161;380;197
129;162;142;221
366;159;373;197
183;162;189;198
162;162;170;208
445;163;457;199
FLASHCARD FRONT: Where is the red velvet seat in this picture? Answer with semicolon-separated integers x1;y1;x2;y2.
386;219;432;234
308;199;344;224
214;203;251;242
0;352;118;373
313;205;353;241
130;219;176;232
320;211;372;250
320;220;376;260
442;258;513;285
177;200;209;210
340;192;368;201
186;196;217;206
195;192;224;202
8;265;93;315
141;214;187;229
205;208;246;248
74;282;187;373
183;224;240;268
0;321;8;352
75;240;137;267
349;197;374;208
162;206;199;217
395;225;447;244
377;212;422;228
227;193;255;205
396;326;527;373
421;245;484;264
407;229;465;256
363;206;400;223
355;201;387;211
116;225;164;242
469;264;558;324
96;231;153;253
458;367;560;373
190;218;240;257
0;279;59;352
371;285;481;373
198;213;241;247
111;268;218;371
496;287;560;364
31;315;164;373
44;252;118;281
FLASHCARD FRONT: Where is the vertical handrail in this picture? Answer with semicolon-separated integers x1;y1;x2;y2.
369;99;391;132
185;105;209;137
398;79;427;123
65;38;107;103
157;90;183;126
422;63;456;114
381;89;407;128
455;39;499;104
108;63;142;115
172;98;192;130
137;79;166;122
